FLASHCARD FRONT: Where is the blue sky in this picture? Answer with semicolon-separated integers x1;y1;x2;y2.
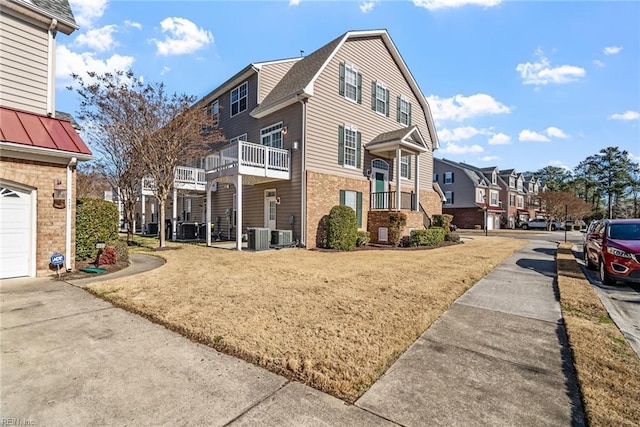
57;0;640;173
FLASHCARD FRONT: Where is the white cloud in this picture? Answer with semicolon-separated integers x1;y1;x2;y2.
438;126;486;142
56;44;134;83
152;17;213;56
289;0;300;5
488;133;511;145
160;66;171;76
439;142;484;154
546;126;569;138
360;1;378;13
603;46;623;55
549;160;572;172
593;59;605;68
125;20;142;30
426;94;511;122
413;0;501;10
69;0;108;28
516;48;585;85
608;110;640;121
480;155;499;162
75;25;118;52
519;129;550;142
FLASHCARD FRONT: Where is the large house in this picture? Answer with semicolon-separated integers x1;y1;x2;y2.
0;0;91;278
136;30;443;249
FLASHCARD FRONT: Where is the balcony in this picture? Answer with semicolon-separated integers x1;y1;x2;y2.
205;140;290;183
141;166;206;195
370;191;417;211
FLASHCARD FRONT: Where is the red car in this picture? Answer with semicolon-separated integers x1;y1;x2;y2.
584;219;640;285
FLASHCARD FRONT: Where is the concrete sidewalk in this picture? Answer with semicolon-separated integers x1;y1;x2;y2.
0;242;584;426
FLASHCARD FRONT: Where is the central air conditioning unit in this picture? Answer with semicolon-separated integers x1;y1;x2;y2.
271;229;293;246
248;227;270;251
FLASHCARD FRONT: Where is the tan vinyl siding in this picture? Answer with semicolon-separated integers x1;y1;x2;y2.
0;11;48;114
258;60;298;104
306;36;434;193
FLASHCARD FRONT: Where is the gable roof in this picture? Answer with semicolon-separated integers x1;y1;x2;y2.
0;106;91;159
249;29;440;151
367;126;428;155
3;0;78;34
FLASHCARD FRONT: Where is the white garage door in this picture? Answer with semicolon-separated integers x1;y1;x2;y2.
487;214;494;230
0;186;32;279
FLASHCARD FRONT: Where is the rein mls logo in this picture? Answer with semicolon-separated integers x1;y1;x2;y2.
50;253;65;266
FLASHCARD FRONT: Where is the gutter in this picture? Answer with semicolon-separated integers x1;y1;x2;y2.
65;157;77;271
298;95;307;247
0;141;92;162
47;18;57;117
1;0;78;33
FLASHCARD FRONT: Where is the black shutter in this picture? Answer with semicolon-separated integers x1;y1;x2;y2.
371;81;376;110
339;62;345;96
451;172;454;183
408;157;412;179
451;192;454;204
356;192;363;228
357;72;362;104
385;89;390;117
396;96;401;122
356;131;362;168
340;190;345;205
408;102;412;125
338;125;344;165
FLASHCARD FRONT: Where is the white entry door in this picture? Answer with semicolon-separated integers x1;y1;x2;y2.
0;186;33;278
487;213;494;230
264;190;277;229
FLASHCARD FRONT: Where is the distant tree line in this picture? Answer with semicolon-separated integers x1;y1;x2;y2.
527;147;640;219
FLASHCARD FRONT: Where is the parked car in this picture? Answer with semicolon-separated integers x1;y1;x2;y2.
520;218;563;231
583;219;640;285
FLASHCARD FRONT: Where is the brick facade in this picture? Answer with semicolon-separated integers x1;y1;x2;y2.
367;210;423;243
1;156;77;276
444;207;502;230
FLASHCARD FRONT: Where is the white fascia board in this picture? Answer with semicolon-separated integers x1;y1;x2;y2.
200;66;258;105
0;141;92;163
3;0;78;33
253;57;303;69
250;91;310;119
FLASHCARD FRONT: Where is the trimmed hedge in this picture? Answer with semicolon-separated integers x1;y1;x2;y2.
409;227;446;247
76;197;119;261
327;205;357;251
388;212;407;246
432;214;454;231
356;231;371;247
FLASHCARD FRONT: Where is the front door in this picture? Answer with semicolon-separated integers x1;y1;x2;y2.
372;168;389;209
264;190;277;229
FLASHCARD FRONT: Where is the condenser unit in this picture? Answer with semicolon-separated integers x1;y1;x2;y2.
271;229;293;246
248;228;270;251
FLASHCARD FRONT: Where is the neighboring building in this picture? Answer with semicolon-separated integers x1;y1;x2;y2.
139;30;443;248
433;158;504;230
524;175;543;219
497;168;520;229
0;0;91;278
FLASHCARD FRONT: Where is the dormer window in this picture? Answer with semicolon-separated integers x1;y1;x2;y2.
492;172;497;185
517;178;523;192
509;176;515;188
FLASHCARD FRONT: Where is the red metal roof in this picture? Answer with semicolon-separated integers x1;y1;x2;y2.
0;106;91;156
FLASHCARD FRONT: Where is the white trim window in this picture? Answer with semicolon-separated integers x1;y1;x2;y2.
230;82;248;117
444;171;454;184
230;134;247;144
344;64;358;102
445;191;454;205
517;195;524;208
509;176;515;188
476;189;485;203
374;82;388;115
260;122;283;148
517;178;523;192
490;190;499;206
492;172;497;185
344;126;357;168
398;96;411;126
400;155;410;179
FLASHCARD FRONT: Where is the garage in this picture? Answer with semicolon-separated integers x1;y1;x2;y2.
0;186;33;279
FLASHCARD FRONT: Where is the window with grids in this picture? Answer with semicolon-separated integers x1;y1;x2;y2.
509;194;516;206
517;178;523;192
375;82;387;115
400;156;410;179
230;82;247;117
476;189;485;203
260;123;283;148
399;96;410;125
509;177;515;188
517;196;524;208
490;191;499;206
230;134;247;144
344;64;358;102
344;126;357;167
445;191;453;205
492;172;497;185
444;171;454;184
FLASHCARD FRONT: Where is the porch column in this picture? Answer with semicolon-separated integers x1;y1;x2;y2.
206;181;213;247
235;175;243;251
414;154;419;211
141;193;146;234
172;188;177;241
116;187;123;230
395;147;402;211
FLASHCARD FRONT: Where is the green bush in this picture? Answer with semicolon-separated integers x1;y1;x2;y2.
76;197;119;261
409;227;446;247
326;205;357;251
356;231;371;247
432;214;454;231
388;212;407;246
445;231;461;242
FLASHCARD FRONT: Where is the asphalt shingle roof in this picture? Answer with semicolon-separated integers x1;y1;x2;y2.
30;0;76;26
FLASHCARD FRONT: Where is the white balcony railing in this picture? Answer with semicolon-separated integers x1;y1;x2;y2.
205;140;290;180
141;166;207;194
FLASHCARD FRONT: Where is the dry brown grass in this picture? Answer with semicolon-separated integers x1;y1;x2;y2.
89;237;525;402
556;243;640;426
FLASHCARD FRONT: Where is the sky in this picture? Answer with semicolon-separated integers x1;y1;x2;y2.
57;0;640;174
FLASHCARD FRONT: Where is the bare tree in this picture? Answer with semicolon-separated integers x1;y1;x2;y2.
71;71;148;244
537;191;592;227
76;162;110;198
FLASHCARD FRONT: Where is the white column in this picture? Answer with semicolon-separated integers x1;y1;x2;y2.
236;175;243;251
141;193;146;234
395;147;402;211
172;188;177;241
414;154;420;211
151;200;156;224
206;181;213;247
117;188;123;230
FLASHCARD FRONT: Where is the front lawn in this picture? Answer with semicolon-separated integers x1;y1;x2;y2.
89;237;526;402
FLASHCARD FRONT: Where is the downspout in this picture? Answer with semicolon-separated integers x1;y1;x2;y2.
298;96;307;246
47;19;58;117
66;157;77;271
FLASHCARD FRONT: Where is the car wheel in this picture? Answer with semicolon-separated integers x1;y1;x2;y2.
521;224;528;230
584;247;596;270
599;259;615;286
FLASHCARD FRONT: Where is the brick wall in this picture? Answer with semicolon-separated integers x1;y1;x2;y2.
443;207;484;229
1;157;77;276
367;210;423;243
421;189;443;217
